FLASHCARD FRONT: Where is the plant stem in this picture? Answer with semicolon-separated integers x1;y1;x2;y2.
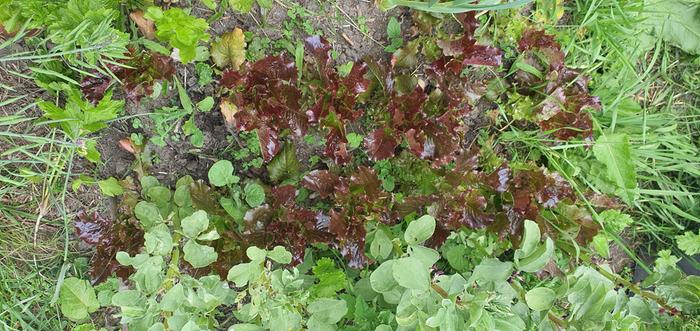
431;283;450;299
593;265;677;313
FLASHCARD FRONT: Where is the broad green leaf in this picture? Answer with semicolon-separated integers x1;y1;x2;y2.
59;277;99;321
445;245;468;272
182;210;209;238
269;307;302;331
525;287;556;311
387;16;401;39
211;28;247;69
392;257;430;290
370;260;397;293
469;258;513;285
111;290;146;318
95;278;118;306
593;133;637;204
73;323;99;331
404;215;436;245
311;258;347;297
134;201;162;230
83;139;101;163
267;246;292;264
144;224;173;256
308;298;348;324
201;0;217;9
642;0;700;55
516;237;554;273
408;245;440;269
197;96;215;112
146;186;171;208
229;0;254;13
246;246;267;261
140;176;160;195
370;228;393;260
148;323;166;331
515;221;554;272
183;240;218;268
267;142;300;183
208;160;238;187
97;177;123;197
244;183;265;207
220;197;245;221
160;283;185;312
131;256;165;294
229;324;266;331
197;229;221;241
183;116;204;148
227;263;251;287
519;220;541;256
176;78;193;113
591;234;611;258
174;184;192;207
599;209;633;234
181;321;202;331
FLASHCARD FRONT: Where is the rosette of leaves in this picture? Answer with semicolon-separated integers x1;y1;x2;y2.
145;6;210;63
221;55;306;161
365;85;467;166
74;208;144;283
509;29;601;141
303;167;392;267
38;87;123;140
81;49;176;104
394;149;588;248
303;36;371;164
435;12;503;67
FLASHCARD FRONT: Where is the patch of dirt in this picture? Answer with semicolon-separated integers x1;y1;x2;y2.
200;1;396;63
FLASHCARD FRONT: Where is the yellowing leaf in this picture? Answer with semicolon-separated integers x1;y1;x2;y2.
129;10;155;40
211;28;247;69
220;100;239;128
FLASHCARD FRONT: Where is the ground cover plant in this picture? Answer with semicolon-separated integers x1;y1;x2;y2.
1;0;699;330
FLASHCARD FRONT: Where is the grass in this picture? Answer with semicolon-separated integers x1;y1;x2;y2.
0;38;85;329
497;0;700;265
1;0;699;328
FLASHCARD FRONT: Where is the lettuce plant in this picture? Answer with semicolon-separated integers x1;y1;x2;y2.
145;7;210;64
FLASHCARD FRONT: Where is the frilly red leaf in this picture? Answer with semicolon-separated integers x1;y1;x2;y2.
513;29;601;141
302;170;340;198
365;128;399;161
75;210;144;283
304;36;370;163
222;55;304;161
80;50;175;104
436;12;502;67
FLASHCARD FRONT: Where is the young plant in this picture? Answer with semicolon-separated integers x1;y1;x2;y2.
37;87;123;162
145;7;210;63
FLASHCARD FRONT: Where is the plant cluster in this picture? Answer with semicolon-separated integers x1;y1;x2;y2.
1;0;699;329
